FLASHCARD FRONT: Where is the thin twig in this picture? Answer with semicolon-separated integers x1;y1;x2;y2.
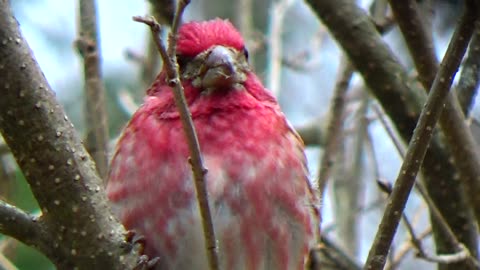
234;0;255;66
377;180;474;266
332;86;369;257
266;0;295;96
76;0;109;180
317;59;354;195
365;126;380;182
421;249;471;264
142;0;176;90
413;178;473;260
315;235;363;270
364;5;477;269
376;181;425;258
372;105;406;157
140;33;162;90
133;1;220;269
388;227;432;269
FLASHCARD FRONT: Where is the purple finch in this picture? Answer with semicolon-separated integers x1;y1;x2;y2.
107;19;319;270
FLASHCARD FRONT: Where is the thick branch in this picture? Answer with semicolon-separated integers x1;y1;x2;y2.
77;0;109;179
388;0;437;86
363;6;476;269
0;1;139;268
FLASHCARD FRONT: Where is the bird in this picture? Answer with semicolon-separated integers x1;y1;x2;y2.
106;18;319;270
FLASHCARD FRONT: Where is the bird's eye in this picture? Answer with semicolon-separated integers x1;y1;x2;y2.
242;47;249;61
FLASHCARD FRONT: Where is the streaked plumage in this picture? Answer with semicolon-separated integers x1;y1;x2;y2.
107;19;319;270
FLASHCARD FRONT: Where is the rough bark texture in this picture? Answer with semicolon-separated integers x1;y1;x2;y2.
78;0;110;180
0;1;140;268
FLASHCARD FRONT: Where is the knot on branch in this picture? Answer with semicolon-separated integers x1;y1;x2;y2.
75;37;97;57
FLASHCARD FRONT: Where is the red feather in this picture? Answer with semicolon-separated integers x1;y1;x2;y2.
107;19;319;270
177;19;245;57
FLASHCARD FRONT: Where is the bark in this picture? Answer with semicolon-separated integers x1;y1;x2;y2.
305;1;478;269
0;1;140;268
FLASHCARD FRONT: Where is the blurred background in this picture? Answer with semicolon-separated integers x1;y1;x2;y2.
0;0;472;269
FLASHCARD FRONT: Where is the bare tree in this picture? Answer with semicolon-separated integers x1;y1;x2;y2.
1;0;480;270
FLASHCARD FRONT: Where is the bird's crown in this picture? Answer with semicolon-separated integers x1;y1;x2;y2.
177;19;245;57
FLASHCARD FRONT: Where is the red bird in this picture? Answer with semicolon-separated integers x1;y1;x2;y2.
107;19;319;270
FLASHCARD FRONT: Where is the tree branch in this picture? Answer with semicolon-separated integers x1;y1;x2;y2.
457;20;480;115
378;179;477;267
0;1;140;268
315;235;363;270
0;201;42;249
363;5;476;269
76;0;109;179
266;0;295;96
305;1;479;267
389;0;480;231
133;1;220;269
317;59;353;197
137;0;176;90
295;118;325;146
234;0;255;65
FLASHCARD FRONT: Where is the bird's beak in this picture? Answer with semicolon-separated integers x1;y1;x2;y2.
199;45;248;90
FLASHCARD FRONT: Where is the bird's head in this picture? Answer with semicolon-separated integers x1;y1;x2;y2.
176;19;250;93
145;19;276;117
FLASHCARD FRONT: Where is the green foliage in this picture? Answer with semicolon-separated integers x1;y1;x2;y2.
1;171;54;270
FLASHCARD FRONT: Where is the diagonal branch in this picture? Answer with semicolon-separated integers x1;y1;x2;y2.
376;103;478;267
0;201;42;249
457;21;480;115
305;0;479;267
0;1;140;268
389;0;480;230
363;5;477;269
317;59;353;196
